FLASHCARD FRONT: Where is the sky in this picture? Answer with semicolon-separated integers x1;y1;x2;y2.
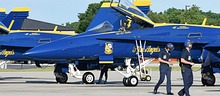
1;0;220;25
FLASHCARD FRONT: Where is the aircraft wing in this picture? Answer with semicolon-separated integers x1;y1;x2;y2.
110;0;155;28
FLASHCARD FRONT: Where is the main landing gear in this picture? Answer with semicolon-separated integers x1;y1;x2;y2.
54;63;95;84
201;65;216;86
201;52;216;86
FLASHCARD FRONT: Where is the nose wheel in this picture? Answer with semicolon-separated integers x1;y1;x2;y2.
82;72;95;84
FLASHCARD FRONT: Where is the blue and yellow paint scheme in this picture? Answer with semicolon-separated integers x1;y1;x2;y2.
0;7;76;65
25;0;220;85
0;8;6;21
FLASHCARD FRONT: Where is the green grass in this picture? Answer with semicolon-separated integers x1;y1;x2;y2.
146;66;201;71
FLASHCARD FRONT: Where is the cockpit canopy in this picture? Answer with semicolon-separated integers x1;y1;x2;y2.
110;0;155;28
87;21;114;32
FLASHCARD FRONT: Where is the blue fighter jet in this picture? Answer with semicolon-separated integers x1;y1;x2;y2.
24;0;220;86
0;7;76;68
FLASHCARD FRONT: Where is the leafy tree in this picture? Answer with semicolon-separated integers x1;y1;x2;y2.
67;2;220;33
148;5;207;24
66;3;102;33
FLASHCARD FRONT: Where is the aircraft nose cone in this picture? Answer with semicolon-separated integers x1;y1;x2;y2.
24;47;53;58
24;44;71;59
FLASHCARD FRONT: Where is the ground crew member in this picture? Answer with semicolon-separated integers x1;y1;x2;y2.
97;65;109;84
154;43;174;95
178;41;194;96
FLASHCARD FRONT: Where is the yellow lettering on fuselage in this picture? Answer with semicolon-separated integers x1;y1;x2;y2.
132;46;160;55
0;49;15;57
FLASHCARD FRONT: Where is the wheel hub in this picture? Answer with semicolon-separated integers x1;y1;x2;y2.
86;74;93;83
130;78;137;85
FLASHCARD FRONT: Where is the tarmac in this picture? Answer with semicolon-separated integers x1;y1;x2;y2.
0;64;220;96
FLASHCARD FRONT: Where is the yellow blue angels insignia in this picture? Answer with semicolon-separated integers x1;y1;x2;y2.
104;42;113;54
0;49;15;57
132;46;160;55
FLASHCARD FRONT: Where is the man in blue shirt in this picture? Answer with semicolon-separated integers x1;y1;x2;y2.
178;41;195;96
154;43;174;95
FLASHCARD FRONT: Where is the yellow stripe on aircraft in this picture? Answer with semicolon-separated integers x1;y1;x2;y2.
202;18;207;26
0;8;6;12
155;23;220;29
0;25;10;32
133;0;151;6
12;7;30;12
8;20;15;30
101;2;118;8
9;30;77;36
99;61;114;64
53;26;58;31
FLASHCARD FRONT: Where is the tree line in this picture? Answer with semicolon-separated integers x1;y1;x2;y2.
66;3;220;33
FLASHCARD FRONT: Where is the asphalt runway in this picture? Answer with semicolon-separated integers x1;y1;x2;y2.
0;69;220;96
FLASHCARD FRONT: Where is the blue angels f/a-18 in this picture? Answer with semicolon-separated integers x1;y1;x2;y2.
0;7;76;68
25;0;220;86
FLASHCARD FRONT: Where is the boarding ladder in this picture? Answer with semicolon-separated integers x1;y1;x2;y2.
135;40;154;80
0;60;10;69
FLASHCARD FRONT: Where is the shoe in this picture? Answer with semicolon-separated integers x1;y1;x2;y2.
153;89;157;94
167;93;174;95
104;80;107;84
178;92;183;96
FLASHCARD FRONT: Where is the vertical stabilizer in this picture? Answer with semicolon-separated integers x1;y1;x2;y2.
86;2;124;31
2;7;30;30
133;0;151;14
0;8;6;21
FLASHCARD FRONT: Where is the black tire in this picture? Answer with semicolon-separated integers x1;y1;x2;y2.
202;73;215;86
145;75;151;81
82;72;95;84
123;77;129;86
128;76;138;86
55;73;68;83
